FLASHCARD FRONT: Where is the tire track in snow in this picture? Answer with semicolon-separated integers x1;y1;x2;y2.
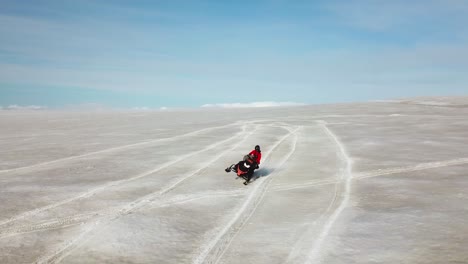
284;124;347;263
353;157;468;180
35;221;100;264
0;190;246;239
285;180;343;264
305;122;353;264
271;178;339;192
0;213;100;239
272;157;468;192
32;124;273;264
0;123;249;228
2;122;288;237
0;123;239;175
155;190;246;208
192;126;300;264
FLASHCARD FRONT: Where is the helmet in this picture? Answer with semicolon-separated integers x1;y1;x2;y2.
255;145;260;151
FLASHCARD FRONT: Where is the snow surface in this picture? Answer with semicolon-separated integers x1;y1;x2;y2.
1;99;468;264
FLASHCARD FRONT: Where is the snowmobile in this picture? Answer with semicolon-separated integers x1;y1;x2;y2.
225;154;257;185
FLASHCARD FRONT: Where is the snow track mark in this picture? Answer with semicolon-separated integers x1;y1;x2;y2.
32;124;265;264
305;122;353;264
353;157;468;180
0;213;99;239
273;157;468;192
272;178;339;192
0;123;238;175
193;126;300;264
0;190;246;239
0;124;249;228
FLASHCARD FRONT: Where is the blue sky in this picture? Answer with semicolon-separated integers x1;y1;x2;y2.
1;0;468;109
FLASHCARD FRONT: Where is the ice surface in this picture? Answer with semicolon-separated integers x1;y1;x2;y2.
1;98;468;263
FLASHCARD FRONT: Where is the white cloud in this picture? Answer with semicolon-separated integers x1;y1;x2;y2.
131;106;171;111
201;101;306;108
132;107;151;111
2;105;47;110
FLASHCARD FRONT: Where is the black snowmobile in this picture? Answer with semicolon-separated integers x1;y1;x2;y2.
225;154;257;185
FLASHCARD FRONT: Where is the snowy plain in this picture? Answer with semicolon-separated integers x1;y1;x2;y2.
1;98;468;264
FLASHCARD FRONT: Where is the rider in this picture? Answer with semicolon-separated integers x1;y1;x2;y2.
249;145;262;169
243;145;261;184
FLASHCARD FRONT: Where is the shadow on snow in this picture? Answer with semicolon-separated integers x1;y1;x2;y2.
251;166;275;181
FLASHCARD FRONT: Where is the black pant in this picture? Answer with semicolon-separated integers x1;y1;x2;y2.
245;163;257;182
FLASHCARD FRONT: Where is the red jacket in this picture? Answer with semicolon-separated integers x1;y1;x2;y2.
249;150;261;164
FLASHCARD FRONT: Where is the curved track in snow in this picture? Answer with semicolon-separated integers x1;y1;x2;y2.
0;123;239;175
33;124;285;264
272;157;468;193
0;123;249;228
305;122;353;264
192;126;300;264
